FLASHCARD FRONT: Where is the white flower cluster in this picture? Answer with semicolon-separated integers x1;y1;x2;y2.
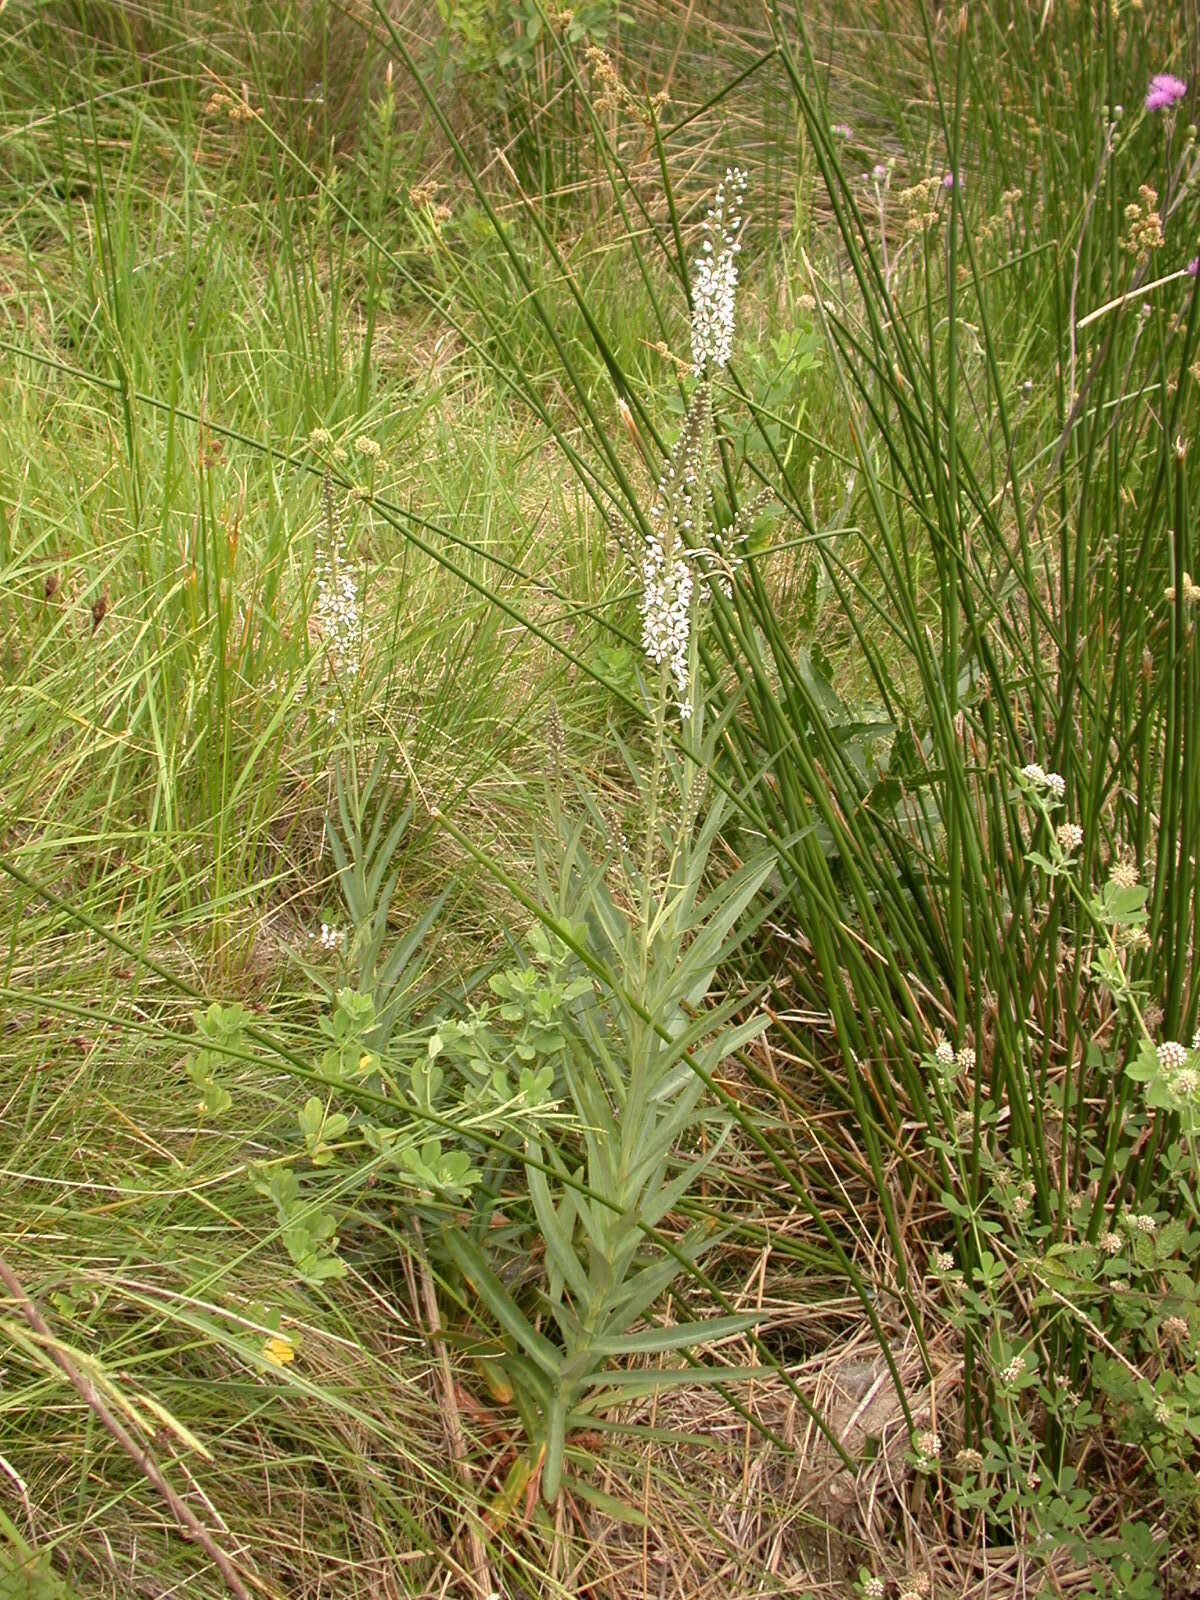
1020;762;1065;799
314;472;365;685
316;923;345;951
1158;1040;1190;1072
633;172;760;720
1056;822;1083;855
914;1428;941;1460
1158;1040;1198;1099
689;166;746;373
640;390;712;718
639;534;695;719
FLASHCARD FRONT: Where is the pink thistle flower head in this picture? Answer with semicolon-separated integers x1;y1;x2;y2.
1146;74;1186;112
942;171;963;190
1188;257;1199;278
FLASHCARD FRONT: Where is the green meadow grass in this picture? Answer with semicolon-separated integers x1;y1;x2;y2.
1;1;1198;1596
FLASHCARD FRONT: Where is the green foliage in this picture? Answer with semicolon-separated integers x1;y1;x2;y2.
442;758;774;1500
2;0;1197;1590
254;1164;348;1286
323;756;447;1052
0;1509;73;1600
186;1003;250;1117
434;0;615;115
317;988;381;1087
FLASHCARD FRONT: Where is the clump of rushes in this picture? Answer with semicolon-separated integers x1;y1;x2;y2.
437;170;776;1506
686;10;1200;1572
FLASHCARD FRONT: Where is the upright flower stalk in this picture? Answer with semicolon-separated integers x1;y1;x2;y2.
434;170;781;1507
635;166;748;730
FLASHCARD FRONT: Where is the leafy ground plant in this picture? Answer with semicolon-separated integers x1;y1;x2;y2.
251;175;783;1541
2;1;1198;1595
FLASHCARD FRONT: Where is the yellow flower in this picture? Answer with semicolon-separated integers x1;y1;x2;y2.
263;1336;295;1367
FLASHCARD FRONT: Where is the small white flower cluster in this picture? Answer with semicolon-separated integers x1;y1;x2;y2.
689;166;747;373
315;550;363;675
1157;1040;1198;1099
914;1429;941;1461
314;472;366;686
1158;1040;1190;1071
930;1037;974;1076
1020;762;1066;800
634;172;763;720
643;287;715;717
639;533;695;719
316;923;345;951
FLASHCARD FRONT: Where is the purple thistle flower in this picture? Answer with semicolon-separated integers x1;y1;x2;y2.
942;171;963;190
1145;74;1186;112
1189;257;1199;278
